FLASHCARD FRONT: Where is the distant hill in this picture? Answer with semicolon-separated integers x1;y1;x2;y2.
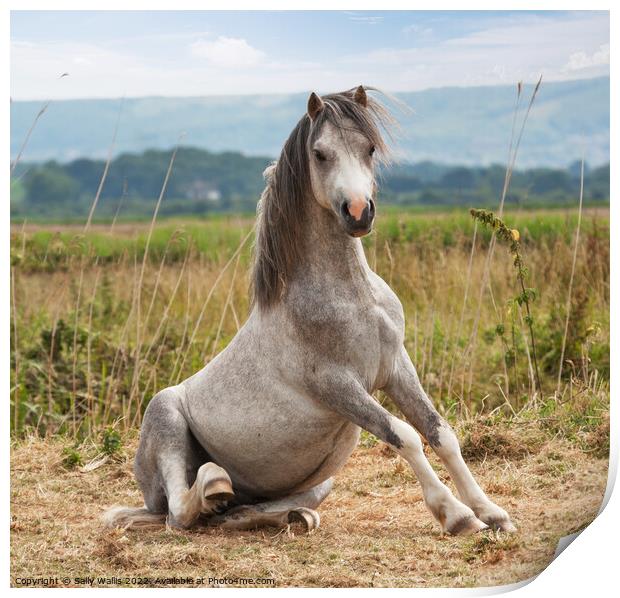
11;77;609;168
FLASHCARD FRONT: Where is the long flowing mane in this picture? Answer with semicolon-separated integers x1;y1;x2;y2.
252;87;394;310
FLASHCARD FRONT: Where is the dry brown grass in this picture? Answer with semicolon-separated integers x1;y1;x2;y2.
10;432;607;588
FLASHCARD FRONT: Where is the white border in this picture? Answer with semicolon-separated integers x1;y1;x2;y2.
4;2;616;595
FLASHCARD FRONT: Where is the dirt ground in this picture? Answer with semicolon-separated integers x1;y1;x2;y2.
10;434;608;588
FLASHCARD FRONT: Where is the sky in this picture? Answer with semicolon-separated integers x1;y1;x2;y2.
10;10;610;100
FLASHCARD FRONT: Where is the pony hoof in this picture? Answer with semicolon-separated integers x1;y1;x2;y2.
167;516;192;530
475;503;516;533
446;515;488;536
198;463;235;505
203;478;235;502
486;518;517;533
287;507;320;532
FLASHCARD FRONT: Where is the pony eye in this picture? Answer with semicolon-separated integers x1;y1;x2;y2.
313;149;327;162
369;146;376;157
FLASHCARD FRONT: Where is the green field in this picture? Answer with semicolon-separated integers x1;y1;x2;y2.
10;206;609;444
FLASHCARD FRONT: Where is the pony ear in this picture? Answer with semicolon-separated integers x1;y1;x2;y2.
307;92;324;120
353;85;368;107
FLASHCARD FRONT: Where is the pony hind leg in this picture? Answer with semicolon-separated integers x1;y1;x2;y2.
207;478;334;533
104;387;234;530
162;459;235;529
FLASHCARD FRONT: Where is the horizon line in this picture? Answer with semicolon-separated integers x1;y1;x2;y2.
9;74;609;103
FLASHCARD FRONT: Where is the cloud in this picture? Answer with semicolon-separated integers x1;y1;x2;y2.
10;37;328;99
190;36;265;69
11;40;154;99
402;24;434;37
348;16;384;25
564;43;610;72
341;12;609;90
444;14;598;51
342;11;384;25
10;12;610;100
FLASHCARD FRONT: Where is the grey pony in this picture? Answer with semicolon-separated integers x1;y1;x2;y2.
104;86;515;536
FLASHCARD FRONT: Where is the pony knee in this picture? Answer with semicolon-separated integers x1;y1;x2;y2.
388;417;425;460
432;425;463;460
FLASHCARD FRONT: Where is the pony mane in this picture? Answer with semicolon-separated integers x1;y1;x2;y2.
251;87;394;310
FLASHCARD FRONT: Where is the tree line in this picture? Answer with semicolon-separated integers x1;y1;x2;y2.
10;147;609;220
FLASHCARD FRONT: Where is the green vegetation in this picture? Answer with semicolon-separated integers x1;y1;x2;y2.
61;446;83;469
384;161;609;208
10;207;609;445
11;148;271;219
470;208;542;393
101;427;123;456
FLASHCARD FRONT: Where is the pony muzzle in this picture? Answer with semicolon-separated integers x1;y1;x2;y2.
340;196;375;236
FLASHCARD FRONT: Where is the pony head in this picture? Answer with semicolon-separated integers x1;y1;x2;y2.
306;86;389;237
253;86;393;308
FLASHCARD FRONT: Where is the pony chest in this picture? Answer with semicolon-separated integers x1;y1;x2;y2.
290;293;403;367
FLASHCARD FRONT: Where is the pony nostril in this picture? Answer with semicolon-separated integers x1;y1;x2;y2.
340;198;373;224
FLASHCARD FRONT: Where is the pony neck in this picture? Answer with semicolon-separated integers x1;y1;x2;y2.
297;198;371;285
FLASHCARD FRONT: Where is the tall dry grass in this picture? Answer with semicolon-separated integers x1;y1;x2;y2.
9;207;609;438
463;78;542;400
557;157;586;392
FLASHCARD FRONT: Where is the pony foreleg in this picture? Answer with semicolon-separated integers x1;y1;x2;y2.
312;374;487;536
384;346;516;532
207;478;333;532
